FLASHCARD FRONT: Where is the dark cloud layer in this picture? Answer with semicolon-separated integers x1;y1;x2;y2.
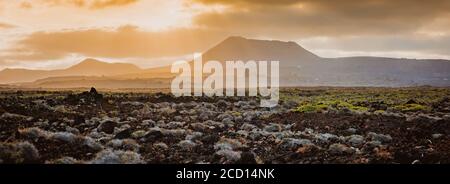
3;0;450;65
192;0;301;6
191;0;450;37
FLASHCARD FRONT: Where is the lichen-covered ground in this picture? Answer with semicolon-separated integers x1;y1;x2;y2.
0;87;449;164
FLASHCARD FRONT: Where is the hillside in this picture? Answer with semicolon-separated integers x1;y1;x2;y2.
0;58;143;84
2;36;450;88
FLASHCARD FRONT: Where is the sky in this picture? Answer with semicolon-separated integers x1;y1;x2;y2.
0;0;450;70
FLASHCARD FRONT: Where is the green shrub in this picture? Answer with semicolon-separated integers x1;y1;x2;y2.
295;104;328;113
394;104;429;112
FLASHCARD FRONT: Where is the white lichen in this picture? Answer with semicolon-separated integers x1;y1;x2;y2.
89;149;144;164
216;149;241;163
107;139;140;152
280;138;313;150
185;132;203;141
47;157;81;164
0;141;40;163
52;132;77;143
177;140;197;150
214;138;246;151
153;142;169;150
18;127;50;139
83;136;103;150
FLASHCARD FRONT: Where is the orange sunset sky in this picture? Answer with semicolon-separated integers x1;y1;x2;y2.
0;0;450;70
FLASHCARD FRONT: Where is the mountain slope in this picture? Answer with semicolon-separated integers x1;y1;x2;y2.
3;36;450;87
301;57;450;86
126;36;450;86
64;58;142;76
0;58;143;84
203;36;320;66
116;36;321;79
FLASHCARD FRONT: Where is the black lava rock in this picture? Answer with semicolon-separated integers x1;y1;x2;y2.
114;128;133;139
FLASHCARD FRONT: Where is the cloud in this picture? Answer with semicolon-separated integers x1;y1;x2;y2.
7;24;450;65
0;23;15;29
7;26;227;61
91;0;138;9
190;0;450;38
19;1;33;9
300;34;450;57
42;0;138;9
191;0;301;6
2;0;450;69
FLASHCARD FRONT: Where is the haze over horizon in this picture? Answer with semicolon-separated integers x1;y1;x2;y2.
1;0;450;70
1;36;449;87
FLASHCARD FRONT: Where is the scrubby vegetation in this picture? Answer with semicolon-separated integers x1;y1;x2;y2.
0;87;448;164
281;87;449;114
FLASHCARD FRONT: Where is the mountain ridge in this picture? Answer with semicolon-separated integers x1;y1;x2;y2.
2;36;450;87
0;58;144;84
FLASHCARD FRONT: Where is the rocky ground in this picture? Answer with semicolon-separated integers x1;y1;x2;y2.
0;87;449;164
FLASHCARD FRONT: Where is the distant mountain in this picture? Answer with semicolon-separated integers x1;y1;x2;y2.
318;57;450;86
116;36;321;79
2;36;450;88
0;58;143;84
65;58;142;75
203;36;320;66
